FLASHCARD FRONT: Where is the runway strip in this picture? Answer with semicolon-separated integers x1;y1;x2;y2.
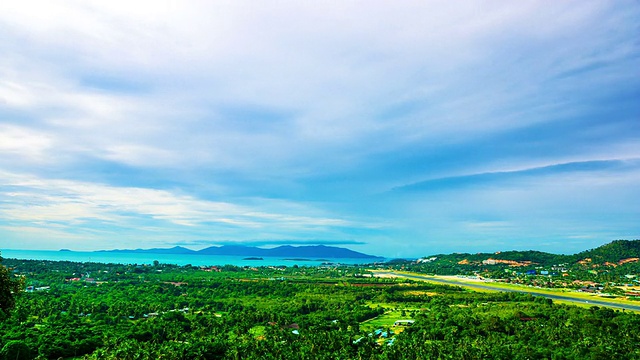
377;272;640;312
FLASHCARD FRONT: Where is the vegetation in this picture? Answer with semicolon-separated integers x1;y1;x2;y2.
1;256;639;359
0;252;24;321
408;239;640;267
576;240;640;263
389;240;640;292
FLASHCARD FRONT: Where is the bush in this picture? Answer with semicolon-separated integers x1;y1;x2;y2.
0;340;31;360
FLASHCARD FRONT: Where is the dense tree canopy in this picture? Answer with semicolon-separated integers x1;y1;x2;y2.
0;253;23;320
1;258;639;359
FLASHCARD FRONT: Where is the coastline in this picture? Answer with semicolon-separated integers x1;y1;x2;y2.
1;249;384;267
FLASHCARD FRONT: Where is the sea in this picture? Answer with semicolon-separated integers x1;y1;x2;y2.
0;249;384;267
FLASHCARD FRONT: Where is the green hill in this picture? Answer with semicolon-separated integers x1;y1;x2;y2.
574;239;640;264
417;239;640;268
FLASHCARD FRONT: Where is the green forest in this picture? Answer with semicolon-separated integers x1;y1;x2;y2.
1;256;640;359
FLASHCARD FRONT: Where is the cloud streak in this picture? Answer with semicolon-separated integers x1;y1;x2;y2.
0;171;365;249
394;158;640;193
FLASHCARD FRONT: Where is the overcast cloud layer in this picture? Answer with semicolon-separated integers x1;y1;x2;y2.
1;1;639;257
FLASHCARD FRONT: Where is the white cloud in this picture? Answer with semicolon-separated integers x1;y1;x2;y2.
0;124;53;162
1;1;633;175
0;170;358;239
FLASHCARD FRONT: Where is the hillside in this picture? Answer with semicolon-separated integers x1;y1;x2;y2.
574;240;640;264
198;245;381;259
94;244;381;259
417;240;640;268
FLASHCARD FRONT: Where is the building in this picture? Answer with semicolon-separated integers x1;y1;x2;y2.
393;320;415;326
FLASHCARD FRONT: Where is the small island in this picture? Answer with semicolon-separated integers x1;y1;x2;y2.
59;249;72;252
242;257;263;260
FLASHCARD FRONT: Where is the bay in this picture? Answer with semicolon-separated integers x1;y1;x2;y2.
0;249;383;267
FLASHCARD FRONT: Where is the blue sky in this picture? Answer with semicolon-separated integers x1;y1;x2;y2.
0;1;639;257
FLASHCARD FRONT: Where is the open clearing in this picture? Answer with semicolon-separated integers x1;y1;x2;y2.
361;308;416;333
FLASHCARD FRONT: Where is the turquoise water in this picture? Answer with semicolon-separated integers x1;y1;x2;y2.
0;249;382;267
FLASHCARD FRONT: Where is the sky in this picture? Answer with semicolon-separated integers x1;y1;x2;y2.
0;1;639;258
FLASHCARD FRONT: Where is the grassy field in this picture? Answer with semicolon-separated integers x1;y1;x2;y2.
361;309;414;332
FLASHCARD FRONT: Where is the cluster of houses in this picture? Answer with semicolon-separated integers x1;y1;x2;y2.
393;320;414;326
199;266;221;272
25;286;50;292
66;277;98;284
141;307;190;318
352;319;414;347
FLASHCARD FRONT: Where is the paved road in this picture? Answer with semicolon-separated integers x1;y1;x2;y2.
378;272;640;312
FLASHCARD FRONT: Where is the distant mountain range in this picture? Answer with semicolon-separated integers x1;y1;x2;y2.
94;245;382;259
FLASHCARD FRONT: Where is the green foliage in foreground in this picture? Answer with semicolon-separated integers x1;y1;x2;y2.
1;259;640;359
0;253;24;320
